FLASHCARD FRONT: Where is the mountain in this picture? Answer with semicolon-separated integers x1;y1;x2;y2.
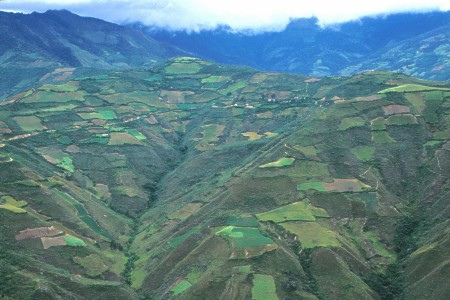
0;10;182;101
140;12;450;80
1;57;449;299
340;24;450;81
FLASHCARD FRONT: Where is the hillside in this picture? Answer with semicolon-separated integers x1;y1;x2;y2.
0;10;182;101
0;57;449;299
142;12;450;80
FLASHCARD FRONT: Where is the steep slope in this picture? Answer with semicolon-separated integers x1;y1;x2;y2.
340;25;450;81
0;9;182;100
0;58;449;299
141;12;450;80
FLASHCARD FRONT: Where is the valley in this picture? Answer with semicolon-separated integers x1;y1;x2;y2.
0;57;448;299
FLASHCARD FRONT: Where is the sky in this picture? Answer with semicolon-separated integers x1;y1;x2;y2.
0;0;449;32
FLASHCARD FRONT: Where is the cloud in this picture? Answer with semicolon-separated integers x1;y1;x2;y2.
0;0;449;32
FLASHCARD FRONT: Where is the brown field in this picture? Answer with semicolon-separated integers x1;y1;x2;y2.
108;132;144;145
382;105;410;115
323;179;371;192
16;226;62;240
41;235;67;249
351;94;382;102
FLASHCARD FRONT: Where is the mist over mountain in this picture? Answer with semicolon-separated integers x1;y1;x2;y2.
138;12;450;80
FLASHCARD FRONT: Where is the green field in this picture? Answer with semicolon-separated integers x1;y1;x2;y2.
78;110;117;120
297;182;327;192
379;84;450;93
171;279;192;296
216;226;273;248
256;201;328;223
281;222;340;248
165;62;202;74
74;254;109;277
338;117;365;130
259;157;295;168
352;146;375;161
386;114;418;126
372;131;395;143
0;196;27;213
252;274;279;300
13;116;45;131
64;235;87;247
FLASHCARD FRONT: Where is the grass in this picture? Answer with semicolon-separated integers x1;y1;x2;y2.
281;222;340;248
126;129;146;140
259;157;295;168
108;132;143;145
78;110;117;120
216;226;273;248
219;80;247;95
293;145;318;158
226;216;259;227
165;62;202;74
386;114;418;126
169;203;202;220
242;132;263;141
171;279;192;296
74;254;109;277
170;228;199;248
0;196;27;213
57;156;75;173
64;235;87;247
338;117;365;130
372;131;395;143
365;231;397;262
13;116;45;131
297;182;327;192
252;274;279;300
352;146;375;161
378;84;450;93
256;201;328;223
371;117;386;130
38;82;79;92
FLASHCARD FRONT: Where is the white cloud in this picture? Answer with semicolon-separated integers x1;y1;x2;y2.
1;0;449;31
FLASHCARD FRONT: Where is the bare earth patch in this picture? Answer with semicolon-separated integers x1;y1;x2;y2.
16;226;63;240
382;105;410;115
41;235;67;249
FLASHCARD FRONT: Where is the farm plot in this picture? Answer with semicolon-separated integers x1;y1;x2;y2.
378;84;450;94
386;114;418;125
22;90;86;103
74;254;109;277
242;132;263;141
16;226;62;240
0;196;28;213
165;62;202;74
259;157;295;168
382;105;410;115
168;203;203;220
372;131;395;143
13;116;45;131
160;90;194;104
352;146;375;161
338;117;365;131
78;109;117;120
38;148;75;172
216;226;277;259
297;179;371;192
256;201;329;223
171;279;192;297
194;124;225;150
41;234;87;249
108;132;144;145
280;222;340;248
252;274;279;300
